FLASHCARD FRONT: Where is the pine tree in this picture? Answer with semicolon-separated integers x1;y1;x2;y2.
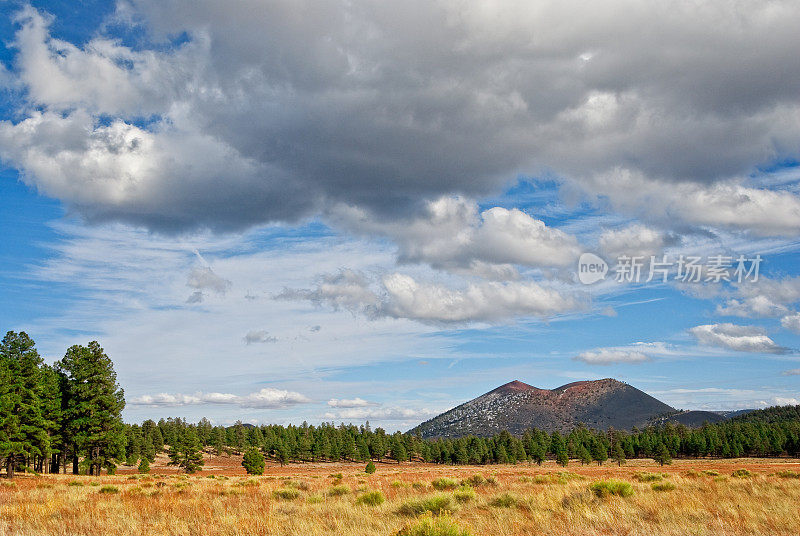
365;460;376;474
137;457;150;474
57;341;126;475
0;331;49;478
168;428;204;473
612;441;626;466
577;444;592;465
391;436;408;463
212;427;226;456
242;448;265;475
276;439;289;466
653;442;672;466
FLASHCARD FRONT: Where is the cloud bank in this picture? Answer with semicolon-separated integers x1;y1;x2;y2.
1;2;799;233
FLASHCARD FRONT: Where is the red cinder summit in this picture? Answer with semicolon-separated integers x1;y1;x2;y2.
409;378;676;438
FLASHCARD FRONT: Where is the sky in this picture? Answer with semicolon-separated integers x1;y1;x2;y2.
0;0;799;431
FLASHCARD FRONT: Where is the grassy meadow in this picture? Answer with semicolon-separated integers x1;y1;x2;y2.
2;455;800;536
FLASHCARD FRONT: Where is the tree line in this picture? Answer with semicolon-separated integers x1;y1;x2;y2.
3;330;800;477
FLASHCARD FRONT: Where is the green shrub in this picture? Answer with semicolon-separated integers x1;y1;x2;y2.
589;480;634;498
355;490;386;506
329;473;343;480
777;470;800;479
460;474;486;487
488;493;519;508
397;513;473;536
453;485;476;503
651;482;676;492
702;470;719;476
365;460;376;474
399;495;458;516
412;481;427;491
99;485;119;494
67;481;84;487
307;494;324;504
391;480;410;488
633;472;664;482
431;477;459;491
328;485;351;496
731;469;752;478
272;488;301;500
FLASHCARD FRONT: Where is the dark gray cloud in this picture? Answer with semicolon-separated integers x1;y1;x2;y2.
1;2;800;232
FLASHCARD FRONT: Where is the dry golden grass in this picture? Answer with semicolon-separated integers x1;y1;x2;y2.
2;457;800;535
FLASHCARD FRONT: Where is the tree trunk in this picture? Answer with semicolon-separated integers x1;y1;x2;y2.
72;455;79;475
7;456;14;479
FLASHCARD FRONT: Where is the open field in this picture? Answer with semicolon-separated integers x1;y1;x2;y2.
3;456;800;536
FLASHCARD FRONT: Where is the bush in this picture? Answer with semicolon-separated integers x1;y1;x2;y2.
432;477;459;491
67;481;84;487
453;485;476;503
391;480;409;488
488;493;519;508
732;469;752;478
702;470;719;476
272;488;300;500
777;470;800;479
328;485;351;496
651;482;676;492
397;513;473;536
355;490;386;506
399;495;458;516
460;474;486;487
99;485;119;494
307;494;324;504
365;460;376;474
329;473;343;480
589;480;634;499
242;448;265;476
633;472;664;482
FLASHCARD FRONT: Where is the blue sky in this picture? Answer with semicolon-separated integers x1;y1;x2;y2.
1;0;799;430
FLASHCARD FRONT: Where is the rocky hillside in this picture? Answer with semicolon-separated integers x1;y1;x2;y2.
409;379;676;438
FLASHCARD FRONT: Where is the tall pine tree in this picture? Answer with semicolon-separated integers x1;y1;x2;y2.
57;342;126;475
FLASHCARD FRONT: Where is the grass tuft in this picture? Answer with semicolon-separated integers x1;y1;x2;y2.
273;488;301;500
488;493;519;508
432;477;459;491
589;480;634;499
651;482;676;492
355;490;386;506
99;485;119;494
399;495;458;516
328;485;351;496
397;513;473;536
453;485;476;503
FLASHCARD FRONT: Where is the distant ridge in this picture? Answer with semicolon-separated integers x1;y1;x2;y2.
409;378;676;438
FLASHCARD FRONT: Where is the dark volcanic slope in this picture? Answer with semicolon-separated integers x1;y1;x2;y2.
410;379;676;438
663;410;728;427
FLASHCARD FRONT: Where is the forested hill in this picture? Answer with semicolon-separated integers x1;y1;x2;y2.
730;405;800;424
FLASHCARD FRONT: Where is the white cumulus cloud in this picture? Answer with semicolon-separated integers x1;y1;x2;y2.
689;323;788;354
